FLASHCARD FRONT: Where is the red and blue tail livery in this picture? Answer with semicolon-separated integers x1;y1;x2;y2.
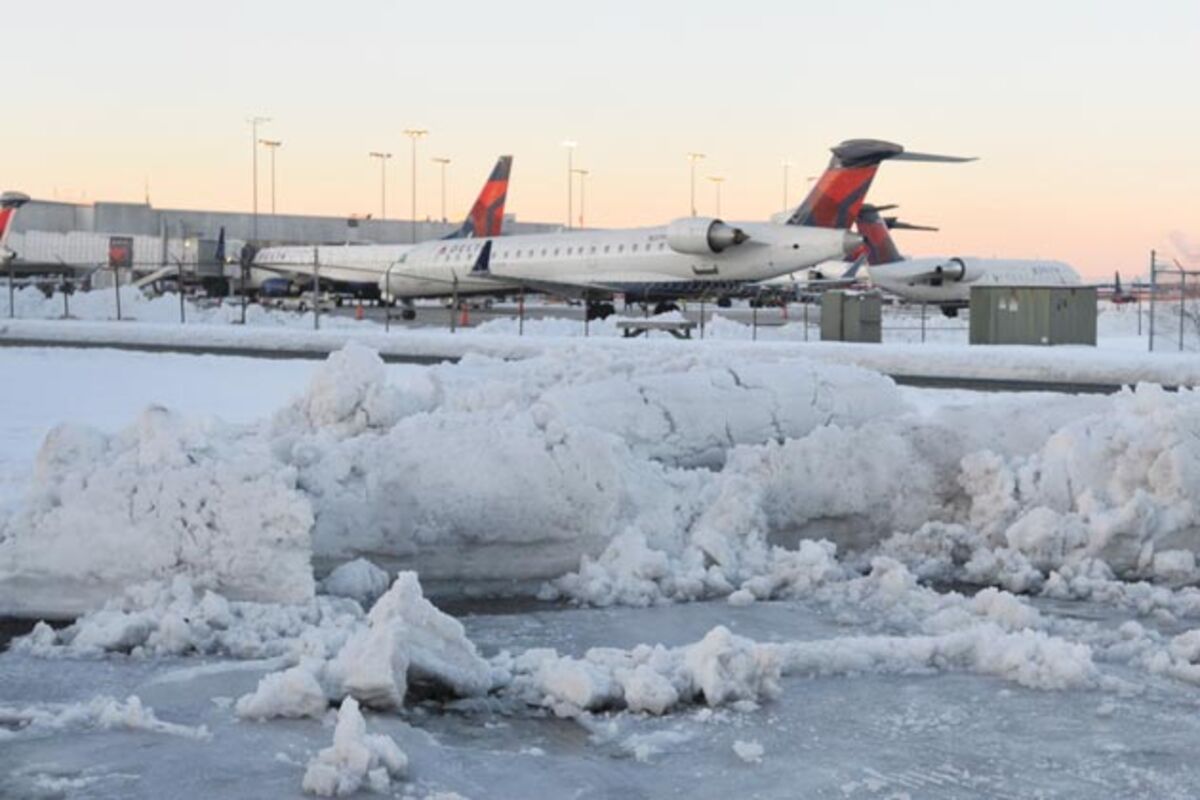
445;155;512;240
854;204;938;266
786;140;972;230
0;191;31;251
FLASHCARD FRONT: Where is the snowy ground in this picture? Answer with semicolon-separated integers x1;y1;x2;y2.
3;344;1200;797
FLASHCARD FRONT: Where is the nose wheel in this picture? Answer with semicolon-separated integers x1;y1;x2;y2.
586;301;616;320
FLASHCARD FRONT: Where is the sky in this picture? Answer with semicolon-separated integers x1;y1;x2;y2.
3;0;1198;277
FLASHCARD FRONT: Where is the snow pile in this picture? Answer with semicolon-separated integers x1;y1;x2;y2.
235;572;492;718
0;406;314;617
271;344;901;590
321;559;392;608
0;695;209;741
500;625;781;716
301;697;407;797
875;385;1200;593
13;577;361;660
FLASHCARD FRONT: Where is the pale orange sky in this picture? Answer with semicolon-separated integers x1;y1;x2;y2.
3;0;1198;278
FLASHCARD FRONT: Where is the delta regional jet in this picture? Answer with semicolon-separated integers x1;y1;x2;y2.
854;204;1082;315
252;156;514;301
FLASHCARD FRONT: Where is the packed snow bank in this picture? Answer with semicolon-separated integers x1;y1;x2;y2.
0;406;314;618
4;341;1199;619
874;385;1200;593
321;559;392;608
301;697;408;797
271;342;902;588
0;695;210;741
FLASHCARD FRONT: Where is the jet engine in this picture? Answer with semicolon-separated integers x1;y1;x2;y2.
666;217;749;255
929;257;982;286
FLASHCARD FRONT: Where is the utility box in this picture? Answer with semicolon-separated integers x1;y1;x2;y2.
820;291;882;343
969;286;1097;346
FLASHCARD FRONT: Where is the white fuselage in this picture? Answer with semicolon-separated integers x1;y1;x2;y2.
254;243;416;289
869;257;1081;305
378;222;852;301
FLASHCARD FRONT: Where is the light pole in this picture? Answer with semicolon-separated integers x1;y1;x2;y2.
707;176;725;217
403;129;428;243
432;157;451;222
247;116;271;240
686;152;706;216
561;140;577;228
571;168;589;228
259;139;282;215
369;151;392;219
781;160;794;213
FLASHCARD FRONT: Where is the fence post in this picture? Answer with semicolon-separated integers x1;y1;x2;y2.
921;302;927;343
6;257;13;318
312;247;320;331
114;265;122;320
1149;250;1156;353
1180;269;1187;352
518;288;525;336
699;298;706;339
752;302;758;341
178;259;186;324
803;302;809;341
62;276;69;319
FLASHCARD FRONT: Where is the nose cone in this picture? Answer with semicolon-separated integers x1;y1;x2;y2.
842;231;863;257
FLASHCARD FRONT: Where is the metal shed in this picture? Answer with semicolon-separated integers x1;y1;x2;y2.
820;291;882;343
969;285;1097;346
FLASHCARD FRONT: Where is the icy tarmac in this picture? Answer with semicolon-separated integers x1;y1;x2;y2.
5;593;1200;799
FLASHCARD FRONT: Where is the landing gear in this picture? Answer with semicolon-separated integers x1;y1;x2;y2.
716;297;732;309
401;307;416;321
586;301;615;320
653;301;680;315
941;306;959;318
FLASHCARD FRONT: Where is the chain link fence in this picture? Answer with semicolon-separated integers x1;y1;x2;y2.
1149;250;1200;352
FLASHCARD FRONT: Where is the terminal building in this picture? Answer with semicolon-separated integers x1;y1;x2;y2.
6;198;562;274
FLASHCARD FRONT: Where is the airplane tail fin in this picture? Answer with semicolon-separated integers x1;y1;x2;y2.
444;156;513;240
0;191;31;252
854;203;938;266
1114;271;1122;293
786;140;973;229
215;227;227;266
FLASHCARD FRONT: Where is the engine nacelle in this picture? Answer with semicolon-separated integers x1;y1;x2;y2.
666;217;749;255
930;257;983;286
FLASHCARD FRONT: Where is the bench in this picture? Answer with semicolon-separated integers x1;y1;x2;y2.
616;319;698;340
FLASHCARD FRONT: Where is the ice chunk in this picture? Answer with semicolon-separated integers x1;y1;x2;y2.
301;697;407;797
326;572;492;709
733;739;765;764
321;559;391;608
236;664;329;720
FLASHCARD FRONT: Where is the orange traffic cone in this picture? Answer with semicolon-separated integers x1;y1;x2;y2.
459;304;470;327
355;303;365;321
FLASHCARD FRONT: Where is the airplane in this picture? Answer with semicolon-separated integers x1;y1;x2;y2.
370;138;971;319
853;202;1082;316
0;191;31;264
375;211;858;320
250;155;513;303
